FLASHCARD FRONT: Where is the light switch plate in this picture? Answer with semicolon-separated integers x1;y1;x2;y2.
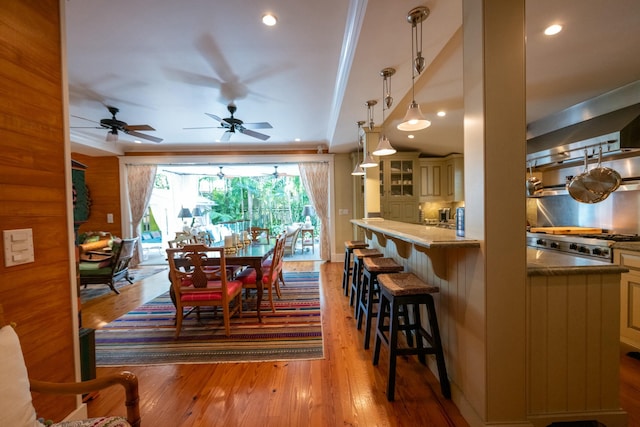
3;228;34;267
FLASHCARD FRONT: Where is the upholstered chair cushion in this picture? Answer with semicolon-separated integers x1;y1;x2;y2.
0;325;45;427
0;325;132;427
51;417;130;427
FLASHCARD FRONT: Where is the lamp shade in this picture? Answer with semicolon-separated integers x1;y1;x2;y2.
360;152;378;168
372;136;396;156
301;205;315;218
397;101;431;131
351;164;365;176
191;207;203;217
178;207;192;219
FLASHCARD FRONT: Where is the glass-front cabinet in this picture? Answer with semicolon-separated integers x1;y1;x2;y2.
379;152;420;223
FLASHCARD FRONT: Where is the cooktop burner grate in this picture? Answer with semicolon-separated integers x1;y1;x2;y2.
577;234;640;242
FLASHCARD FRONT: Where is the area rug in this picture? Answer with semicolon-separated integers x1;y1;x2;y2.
95;271;323;365
80;266;168;304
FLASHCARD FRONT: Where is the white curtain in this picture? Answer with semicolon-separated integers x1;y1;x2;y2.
298;162;330;261
127;164;157;266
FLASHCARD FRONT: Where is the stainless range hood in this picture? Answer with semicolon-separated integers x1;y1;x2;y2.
526;81;640;168
526;102;640;167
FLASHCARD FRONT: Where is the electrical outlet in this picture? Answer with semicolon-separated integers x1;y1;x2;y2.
107;213;114;223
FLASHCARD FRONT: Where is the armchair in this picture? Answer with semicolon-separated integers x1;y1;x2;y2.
79;239;137;295
0;305;140;427
283;224;302;256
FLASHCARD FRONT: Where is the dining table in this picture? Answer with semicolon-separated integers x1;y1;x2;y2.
170;241;275;322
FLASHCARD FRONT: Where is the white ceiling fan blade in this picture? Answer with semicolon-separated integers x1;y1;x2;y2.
205;113;223;122
220;131;232;142
240;128;270;141
242;121;272;129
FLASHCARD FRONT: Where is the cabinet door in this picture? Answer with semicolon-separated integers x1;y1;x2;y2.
388;160;414;197
387;201;419;223
617;250;640;349
420;162;442;200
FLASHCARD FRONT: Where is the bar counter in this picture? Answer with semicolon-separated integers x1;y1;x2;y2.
352;218;627;426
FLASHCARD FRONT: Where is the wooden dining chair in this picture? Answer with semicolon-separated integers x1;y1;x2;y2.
236;232;286;312
248;226;270;244
166;244;243;337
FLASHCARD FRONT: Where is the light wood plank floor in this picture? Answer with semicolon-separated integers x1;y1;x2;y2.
82;261;640;426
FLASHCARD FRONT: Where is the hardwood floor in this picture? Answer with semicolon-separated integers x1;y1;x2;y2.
82;261;640;426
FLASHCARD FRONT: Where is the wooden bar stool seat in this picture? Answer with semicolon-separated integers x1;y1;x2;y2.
349;248;383;311
356;257;404;350
342;240;368;297
373;272;451;401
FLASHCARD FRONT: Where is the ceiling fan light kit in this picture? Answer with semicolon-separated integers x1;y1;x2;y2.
398;6;431;132
201;103;272;142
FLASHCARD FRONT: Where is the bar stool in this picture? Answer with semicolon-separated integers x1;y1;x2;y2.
349;248;383;311
372;272;451;401
356;257;404;350
342;240;368;297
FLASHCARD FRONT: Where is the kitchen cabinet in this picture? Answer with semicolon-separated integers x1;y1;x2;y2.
419;154;464;202
615;248;640;350
379;152;419;223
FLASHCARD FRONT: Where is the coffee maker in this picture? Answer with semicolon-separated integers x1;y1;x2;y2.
438;207;451;222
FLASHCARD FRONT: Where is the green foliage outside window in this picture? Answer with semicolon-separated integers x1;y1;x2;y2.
200;175;311;235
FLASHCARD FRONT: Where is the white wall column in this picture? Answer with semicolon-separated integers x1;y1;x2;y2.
462;0;527;423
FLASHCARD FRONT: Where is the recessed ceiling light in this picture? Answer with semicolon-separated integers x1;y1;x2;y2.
134;140;142;144
437;111;446;117
262;14;277;26
544;24;562;36
408;135;415;139
294;138;301;142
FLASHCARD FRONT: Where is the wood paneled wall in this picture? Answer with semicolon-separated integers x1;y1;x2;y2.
0;0;77;421
72;153;122;238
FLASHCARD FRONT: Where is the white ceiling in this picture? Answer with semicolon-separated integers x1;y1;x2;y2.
65;0;640;158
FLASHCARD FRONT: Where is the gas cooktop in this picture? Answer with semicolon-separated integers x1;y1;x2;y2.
573;234;640;242
526;232;640;261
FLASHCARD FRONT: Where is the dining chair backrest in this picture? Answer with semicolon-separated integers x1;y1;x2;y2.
248;226;270;244
166;244;242;337
166;244;229;290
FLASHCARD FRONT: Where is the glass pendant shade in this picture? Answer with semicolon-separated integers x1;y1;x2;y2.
397;101;431;131
372;136;396;156
106;129;118;142
360;152;377;168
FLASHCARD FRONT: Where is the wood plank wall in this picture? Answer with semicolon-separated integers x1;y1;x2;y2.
72;153;123;238
0;0;78;421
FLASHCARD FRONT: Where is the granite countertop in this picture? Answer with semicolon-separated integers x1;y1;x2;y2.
351;219;479;249
527;247;628;276
612;242;640;251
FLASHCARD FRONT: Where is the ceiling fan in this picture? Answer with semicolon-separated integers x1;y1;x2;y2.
187;103;272;142
72;106;163;143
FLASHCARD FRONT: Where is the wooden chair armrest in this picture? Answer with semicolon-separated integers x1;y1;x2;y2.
30;371;140;427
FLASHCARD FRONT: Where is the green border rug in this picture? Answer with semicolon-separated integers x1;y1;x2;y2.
95;272;323;365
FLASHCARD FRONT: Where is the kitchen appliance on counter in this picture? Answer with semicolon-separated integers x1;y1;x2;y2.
438;208;451;222
527;230;640;262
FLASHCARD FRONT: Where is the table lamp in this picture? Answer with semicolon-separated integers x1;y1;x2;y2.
302;205;314;228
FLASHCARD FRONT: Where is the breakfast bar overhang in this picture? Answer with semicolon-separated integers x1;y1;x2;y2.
352;218;627;427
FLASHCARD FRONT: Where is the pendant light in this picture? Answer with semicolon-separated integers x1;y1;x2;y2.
351;120;366;176
373;67;396;156
397;6;431;132
361;100;378;168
